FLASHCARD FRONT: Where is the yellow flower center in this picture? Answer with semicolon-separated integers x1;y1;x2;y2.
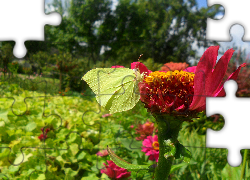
152;141;159;150
142;70;195;113
145;70;194;85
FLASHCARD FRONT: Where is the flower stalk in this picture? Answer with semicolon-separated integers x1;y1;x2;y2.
153;114;184;180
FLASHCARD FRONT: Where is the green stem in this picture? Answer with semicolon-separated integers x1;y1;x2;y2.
240;149;248;180
153;115;183;180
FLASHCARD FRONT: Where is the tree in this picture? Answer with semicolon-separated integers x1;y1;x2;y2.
0;43;14;77
52;52;78;91
68;0;113;64
28;51;53;74
98;0;221;65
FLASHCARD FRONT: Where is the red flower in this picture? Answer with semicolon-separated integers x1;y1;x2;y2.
139;46;246;115
38;134;47;140
135;120;156;141
101;160;131;179
45;128;50;133
141;135;159;162
38;127;51;141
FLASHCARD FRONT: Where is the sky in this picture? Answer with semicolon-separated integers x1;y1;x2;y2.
197;0;207;9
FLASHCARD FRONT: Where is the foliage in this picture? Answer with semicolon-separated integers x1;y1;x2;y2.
8;62;19;75
52;52;78;91
0;43;14;76
0;78;250;179
98;0;220;65
28;51;54;75
184;112;224;135
0;75;60;95
41;0;221;70
140;58;163;72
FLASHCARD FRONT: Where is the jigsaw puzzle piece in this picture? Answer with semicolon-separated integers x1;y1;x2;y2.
206;80;250;166
0;0;61;58
207;0;250;41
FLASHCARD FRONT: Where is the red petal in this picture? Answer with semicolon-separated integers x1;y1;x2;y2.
207;49;234;95
131;62;152;76
214;63;246;97
190;46;219;110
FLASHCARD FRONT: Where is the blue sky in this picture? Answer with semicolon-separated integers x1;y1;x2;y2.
197;0;207;8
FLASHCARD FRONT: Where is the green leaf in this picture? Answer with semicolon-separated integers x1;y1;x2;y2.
170;163;188;174
176;143;192;163
64;168;78;178
164;139;176;159
0;110;8;121
37;174;46;180
120;138;143;154
14;153;33;165
163;139;192;163
107;146;155;172
221;163;241;180
25;122;37;132
69;143;79;156
8;165;19;173
77;151;86;160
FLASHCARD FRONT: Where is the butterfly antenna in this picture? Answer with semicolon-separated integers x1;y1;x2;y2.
138;54;143;62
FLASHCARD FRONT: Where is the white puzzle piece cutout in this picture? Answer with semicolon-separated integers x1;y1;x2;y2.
206;80;250;166
207;0;250;41
0;0;61;58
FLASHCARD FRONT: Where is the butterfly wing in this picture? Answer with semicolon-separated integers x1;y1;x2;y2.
82;68;140;113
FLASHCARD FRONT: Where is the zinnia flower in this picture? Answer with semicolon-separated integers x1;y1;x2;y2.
139;46;246;116
161;62;189;71
141;135;159;162
101;160;131;179
135;120;156;141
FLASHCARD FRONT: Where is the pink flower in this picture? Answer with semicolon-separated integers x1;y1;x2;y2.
142;135;159;162
101;160;131;179
96;149;109;157
130;125;134;129
102;114;112;118
184;66;196;73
